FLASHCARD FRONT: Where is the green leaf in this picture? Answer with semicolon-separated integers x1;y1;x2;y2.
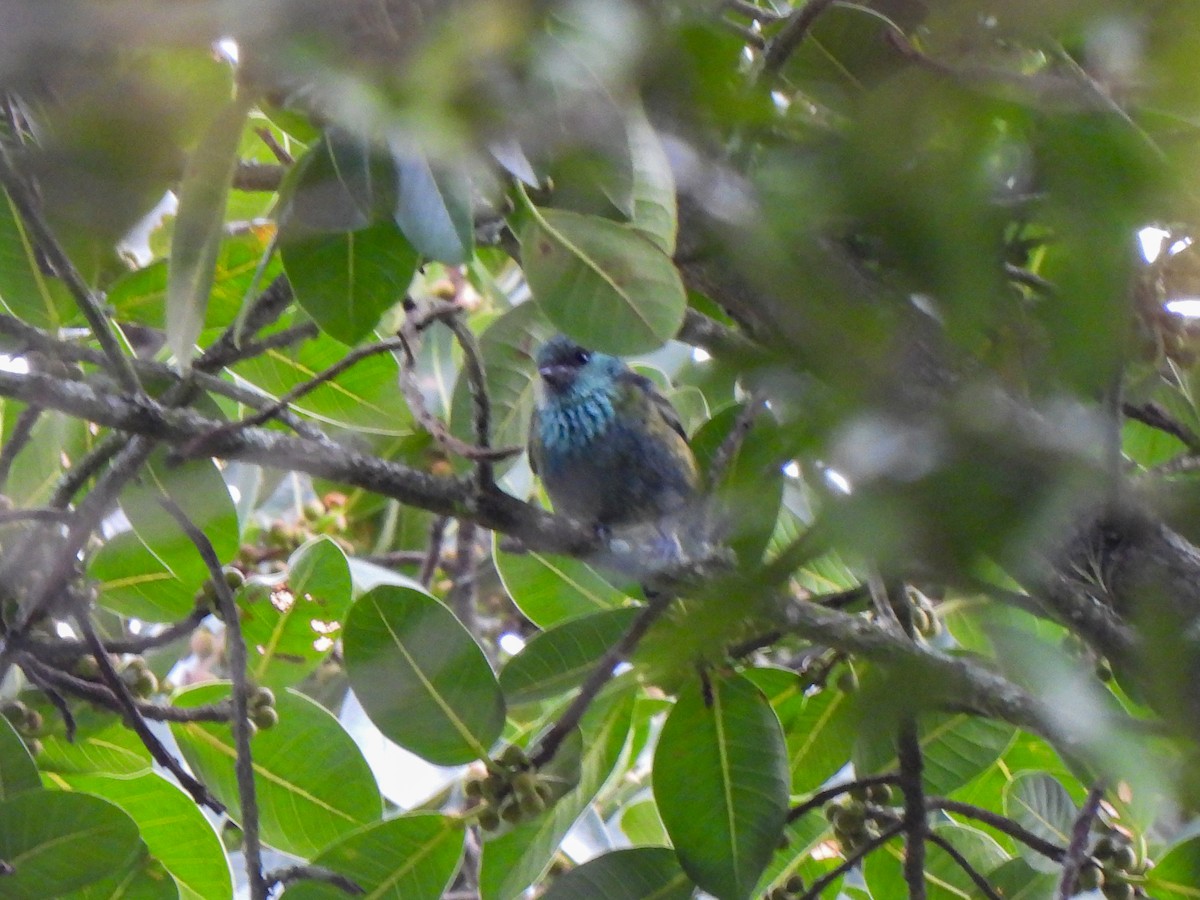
171;684;381;858
281;814;464;900
242;538;353;689
51;771;231;900
108;227;280;331
854;711;1015;798
494;535;631;629
390;142;474;264
627;108;677;255
281;220;418;345
0;790;143;900
1003;773;1075;874
478;684;635;900
233;310;415;434
0;188;70;329
499;607;641;705
2;408;92;507
37;705;152;776
539;847;695;900
119;451;240;576
343;584;506;765
1144;835;1200;899
520;206;686;355
984;859;1059;899
279;131;391;234
654;673;790;900
167;92;252;370
742;669;857;797
64;854;179;900
863;822;1007;899
0;715;39;800
90;530;203;623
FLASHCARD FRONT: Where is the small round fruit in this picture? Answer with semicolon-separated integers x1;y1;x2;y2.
478;808;500;831
250;706;279;730
250;686;276;710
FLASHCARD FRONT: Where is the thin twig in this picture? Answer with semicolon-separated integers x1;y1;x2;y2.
18;655;232;723
395;316;521;463
529;590;675;767
263;865;363;896
927;831;1002;900
178;336;409;459
159;498;266;900
1058;781;1105;899
419;515;450;588
0;404;41;492
233;161;287;191
798;823;905;900
761;0;840;79
21;606;207;662
72;615;225;812
725;0;785;22
445;315;501;490
19;660;77;741
1123;401;1200;453
448;520;480;639
0;507;72;524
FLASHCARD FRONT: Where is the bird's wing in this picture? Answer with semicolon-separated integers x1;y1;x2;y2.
621;371;689;442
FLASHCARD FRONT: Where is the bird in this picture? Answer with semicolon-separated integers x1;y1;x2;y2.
528;334;700;532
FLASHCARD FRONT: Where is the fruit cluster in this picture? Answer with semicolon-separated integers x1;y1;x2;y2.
465;745;558;831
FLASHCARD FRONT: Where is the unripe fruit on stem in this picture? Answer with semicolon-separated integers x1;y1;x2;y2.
250;706;279;730
250;686;276;710
478;808;500;831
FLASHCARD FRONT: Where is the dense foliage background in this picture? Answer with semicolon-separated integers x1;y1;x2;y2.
2;1;1200;898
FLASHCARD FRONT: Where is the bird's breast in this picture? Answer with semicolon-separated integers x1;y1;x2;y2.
538;394;616;456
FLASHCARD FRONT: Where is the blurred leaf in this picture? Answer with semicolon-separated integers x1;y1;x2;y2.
108;225;280;330
390;141;474;264
0;188;71;329
539;847;695;900
281;220;418;345
1003;773;1075;873
172;684;382;858
627;108;677;255
864;821;1008;899
52;771;231;900
2;408;90;507
655;673;789;900
1145;835;1200;899
119;451;240;574
478;683;634;900
242;537;353;690
521;205;686;355
0;715;39;800
90;529;203;623
167;93;251;370
0;790;143;900
494;535;631;629
620;799;670;846
282;814;464;900
343;585;506;765
499;606;641;705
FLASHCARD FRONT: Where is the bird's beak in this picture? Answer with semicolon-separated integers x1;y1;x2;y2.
538;364;575;390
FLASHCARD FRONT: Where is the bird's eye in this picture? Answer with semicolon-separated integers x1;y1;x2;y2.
573;349;591;365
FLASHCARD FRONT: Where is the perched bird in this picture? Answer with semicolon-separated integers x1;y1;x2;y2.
529;335;700;530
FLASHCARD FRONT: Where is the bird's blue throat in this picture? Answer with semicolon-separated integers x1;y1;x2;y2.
537;389;616;456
